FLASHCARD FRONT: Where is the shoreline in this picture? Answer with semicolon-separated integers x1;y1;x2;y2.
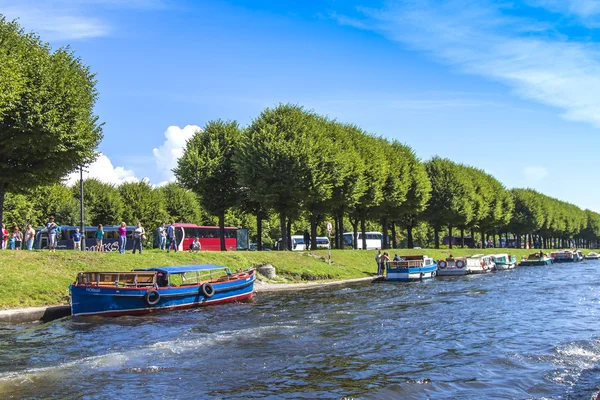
0;276;376;323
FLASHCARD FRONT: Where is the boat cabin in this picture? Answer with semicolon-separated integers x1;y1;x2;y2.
466;254;494;268
387;255;435;268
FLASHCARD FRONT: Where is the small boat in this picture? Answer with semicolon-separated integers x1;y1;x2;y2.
465;254;495;274
385;255;437;281
491;254;517;270
437;257;469;276
518;252;552;266
585;252;600;260
70;264;256;317
551;250;584;263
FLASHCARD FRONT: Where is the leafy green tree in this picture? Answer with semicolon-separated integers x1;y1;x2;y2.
3;193;36;229
159;182;203;224
424;157;475;249
397;155;432;248
507;188;544;248
119;181;168;230
0;18;102;228
31;184;80;226
175;120;241;251
71;178;123;226
235;104;318;251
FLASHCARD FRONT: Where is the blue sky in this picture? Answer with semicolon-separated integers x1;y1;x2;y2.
3;0;600;210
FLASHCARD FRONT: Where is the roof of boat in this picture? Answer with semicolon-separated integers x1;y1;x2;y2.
135;265;230;274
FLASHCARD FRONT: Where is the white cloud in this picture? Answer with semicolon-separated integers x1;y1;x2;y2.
64;153;138;186
152;125;202;182
337;1;600;129
523;166;549;182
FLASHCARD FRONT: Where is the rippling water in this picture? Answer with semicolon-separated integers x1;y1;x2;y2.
2;261;600;399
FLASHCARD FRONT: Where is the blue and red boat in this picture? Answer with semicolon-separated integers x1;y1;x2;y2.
70;264;256;317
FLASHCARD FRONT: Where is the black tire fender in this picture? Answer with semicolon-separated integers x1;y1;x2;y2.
144;290;160;306
200;283;215;298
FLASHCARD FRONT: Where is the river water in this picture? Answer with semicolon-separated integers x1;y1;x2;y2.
1;261;600;399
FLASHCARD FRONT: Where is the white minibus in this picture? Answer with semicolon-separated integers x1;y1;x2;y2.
342;231;382;250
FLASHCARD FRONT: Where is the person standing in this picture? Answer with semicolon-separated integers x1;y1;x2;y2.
157;223;167;250
13;226;22;250
303;230;310;251
72;227;82;251
96;224;105;252
132;222;145;254
167;221;177;253
118;222;127;254
24;224;35;250
1;224;8;249
46;216;58;252
375;250;382;275
380;252;390;276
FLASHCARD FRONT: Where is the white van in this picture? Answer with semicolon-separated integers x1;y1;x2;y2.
315;236;330;249
342;231;382;250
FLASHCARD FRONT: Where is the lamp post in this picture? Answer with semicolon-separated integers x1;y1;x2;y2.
79;166;85;251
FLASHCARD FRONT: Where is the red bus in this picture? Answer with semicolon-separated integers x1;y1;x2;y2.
173;223;237;251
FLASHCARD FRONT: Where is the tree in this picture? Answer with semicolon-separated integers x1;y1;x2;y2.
159;182;203;224
397;155;432;248
119;181;168;230
72;178;123;226
175;120;241;251
424;157;475;249
0;18;102;228
31;183;80;226
236;104;317;251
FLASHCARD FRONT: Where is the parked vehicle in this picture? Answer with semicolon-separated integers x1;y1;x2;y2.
342;231;382;250
35;225;135;251
170;223;238;252
315;236;330;249
442;235;475;248
70;264;256;317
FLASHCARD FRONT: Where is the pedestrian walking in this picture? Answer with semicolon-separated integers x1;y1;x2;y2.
73;228;82;251
24;224;35;250
46;216;58;252
118;222;127;254
13;226;22;250
1;224;8;250
132;222;145;254
303;230;310;251
96;224;104;252
167;221;177;253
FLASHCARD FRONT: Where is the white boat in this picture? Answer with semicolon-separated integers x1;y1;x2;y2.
585;252;600;260
491;254;517;270
465;254;495;274
437;257;469;276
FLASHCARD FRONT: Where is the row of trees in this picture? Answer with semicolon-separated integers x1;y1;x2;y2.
174;104;600;251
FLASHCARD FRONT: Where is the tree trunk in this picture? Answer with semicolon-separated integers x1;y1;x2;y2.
350;217;358;249
286;218;292;251
434;227;440;249
339;214;345;250
460;227;465;248
256;213;263;251
481;228;486;249
407;224;414;249
334;214;340;249
279;212;288;251
219;210;226;251
471;228;476;248
361;216;367;250
381;217;388;250
391;222;396;249
448;225;453;249
310;213;318;251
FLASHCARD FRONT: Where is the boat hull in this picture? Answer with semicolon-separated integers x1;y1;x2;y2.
70;275;255;317
386;264;437;282
494;263;516;270
518;260;552;266
437;267;467;276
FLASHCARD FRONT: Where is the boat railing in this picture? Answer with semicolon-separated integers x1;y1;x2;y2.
388;260;424;268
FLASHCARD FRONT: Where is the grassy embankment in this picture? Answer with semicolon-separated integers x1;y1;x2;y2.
0;247;588;309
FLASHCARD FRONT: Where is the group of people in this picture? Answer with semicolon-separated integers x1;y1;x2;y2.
155;222;183;252
1;223;35;250
375;251;405;275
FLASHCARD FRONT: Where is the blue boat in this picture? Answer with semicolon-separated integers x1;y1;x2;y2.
70;265;256;317
386;255;438;282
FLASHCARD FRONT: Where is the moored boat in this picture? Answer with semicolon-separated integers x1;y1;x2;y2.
551;250;584;263
70;264;256;317
585;252;600;260
386;255;437;281
518;252;552;266
437;257;468;276
491;254;517;270
465;254;495;274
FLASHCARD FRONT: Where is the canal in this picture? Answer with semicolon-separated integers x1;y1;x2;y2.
1;261;599;399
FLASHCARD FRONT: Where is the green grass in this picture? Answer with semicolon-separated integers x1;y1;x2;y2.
0;247;592;309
